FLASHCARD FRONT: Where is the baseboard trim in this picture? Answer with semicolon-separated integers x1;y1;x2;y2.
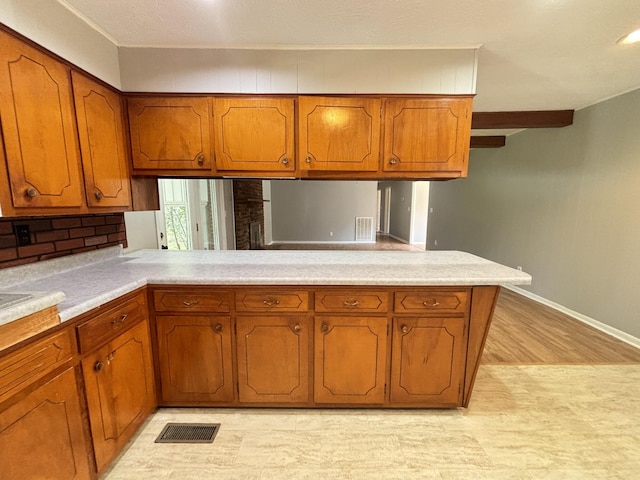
269;240;376;245
387;234;409;244
504;285;640;349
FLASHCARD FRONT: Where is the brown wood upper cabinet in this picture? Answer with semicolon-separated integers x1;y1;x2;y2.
298;96;381;173
72;72;132;208
128;96;213;173
213;97;295;174
382;97;473;177
0;30;84;210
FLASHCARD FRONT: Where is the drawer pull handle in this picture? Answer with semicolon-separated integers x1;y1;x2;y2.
183;299;200;306
111;314;127;325
94;361;104;372
401;325;410;334
343;300;360;307
293;324;302;332
321;324;329;333
214;323;223;333
423;300;440;307
263;299;280;306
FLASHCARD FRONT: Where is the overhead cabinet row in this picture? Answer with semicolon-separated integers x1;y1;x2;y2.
128;94;473;179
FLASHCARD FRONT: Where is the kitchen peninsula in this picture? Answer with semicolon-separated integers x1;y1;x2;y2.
0;247;530;477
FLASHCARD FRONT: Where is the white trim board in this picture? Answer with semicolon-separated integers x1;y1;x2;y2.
503;285;640;350
269;241;376;245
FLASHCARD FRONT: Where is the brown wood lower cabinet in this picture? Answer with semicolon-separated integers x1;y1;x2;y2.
148;285;498;409
390;317;467;406
236;315;311;404
155;315;234;403
314;316;388;404
0;367;92;480
82;319;155;473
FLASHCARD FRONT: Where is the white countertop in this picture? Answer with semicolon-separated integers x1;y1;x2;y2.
0;247;531;324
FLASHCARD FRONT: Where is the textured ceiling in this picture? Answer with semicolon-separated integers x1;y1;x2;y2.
58;0;640;113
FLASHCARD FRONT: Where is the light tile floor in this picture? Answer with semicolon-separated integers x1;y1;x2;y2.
102;364;640;479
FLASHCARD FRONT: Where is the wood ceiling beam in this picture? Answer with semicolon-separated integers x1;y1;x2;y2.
470;136;506;148
471;110;574;129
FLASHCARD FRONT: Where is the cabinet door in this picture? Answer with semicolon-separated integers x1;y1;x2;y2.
213;97;295;173
390;317;467;406
314;316;388;404
0;367;92;480
82;320;155;473
0;31;84;208
72;72;131;208
156;315;234;403
127;97;212;171
382;97;472;176
236;315;311;403
299;96;381;172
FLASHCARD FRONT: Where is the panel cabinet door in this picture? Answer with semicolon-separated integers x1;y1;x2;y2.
236;315;311;403
82;320;156;473
390;317;467;406
299;96;381;172
314;316;388;404
0;367;92;480
127;97;213;172
155;315;234;403
0;31;84;209
72;72;131;208
382;97;472;176
213;97;295;173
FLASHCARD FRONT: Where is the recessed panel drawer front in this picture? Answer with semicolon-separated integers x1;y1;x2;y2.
314;290;389;313
77;292;147;353
153;290;231;313
235;290;309;312
0;328;74;404
394;290;470;314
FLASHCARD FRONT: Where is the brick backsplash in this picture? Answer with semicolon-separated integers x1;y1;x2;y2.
0;213;127;270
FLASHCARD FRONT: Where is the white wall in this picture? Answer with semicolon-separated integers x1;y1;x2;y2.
270;181;378;243
428;87;640;339
0;0;121;88
410;181;430;247
118;48;476;94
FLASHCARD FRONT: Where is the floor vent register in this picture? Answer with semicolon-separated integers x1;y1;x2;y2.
154;423;220;444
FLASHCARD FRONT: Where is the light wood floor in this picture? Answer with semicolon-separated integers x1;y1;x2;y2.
265;234;424;251
483;288;640;364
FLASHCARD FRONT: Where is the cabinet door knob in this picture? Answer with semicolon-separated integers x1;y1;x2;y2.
423;300;440;307
293;324;302;332
321;323;329;333
25;187;38;197
94;191;103;200
197;154;205;165
306;156;312;164
389;158;398;165
343;300;360;307
282;158;289;165
94;361;104;372
401;325;409;334
214;323;223;332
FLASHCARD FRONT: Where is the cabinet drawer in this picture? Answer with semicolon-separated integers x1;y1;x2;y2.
0;328;74;404
77;292;147;353
153;289;230;313
235;290;309;312
394;290;469;314
315;290;389;313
